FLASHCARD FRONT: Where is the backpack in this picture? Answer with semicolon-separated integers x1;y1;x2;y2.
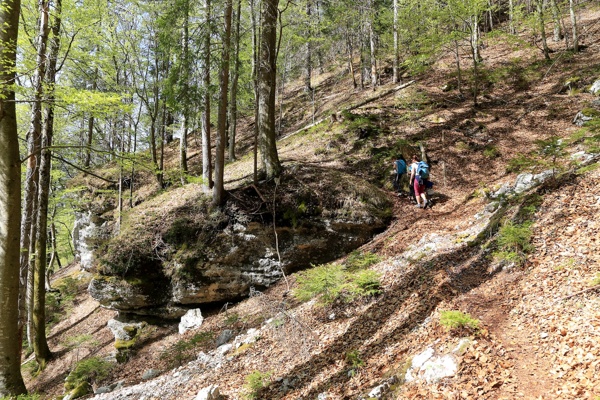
416;161;430;180
395;159;407;175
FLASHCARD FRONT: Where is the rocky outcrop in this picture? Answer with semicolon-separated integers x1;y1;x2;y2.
88;165;392;317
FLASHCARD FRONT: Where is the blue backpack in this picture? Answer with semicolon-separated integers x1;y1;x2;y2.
417;161;430;180
395;159;407;175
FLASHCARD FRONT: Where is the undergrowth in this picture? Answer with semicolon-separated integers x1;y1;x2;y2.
160;331;214;367
493;221;533;266
293;262;382;305
439;310;481;333
243;370;272;400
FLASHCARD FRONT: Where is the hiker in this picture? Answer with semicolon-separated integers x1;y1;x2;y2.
410;155;430;209
392;155;407;196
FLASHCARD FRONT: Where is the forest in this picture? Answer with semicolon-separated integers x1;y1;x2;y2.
0;0;597;398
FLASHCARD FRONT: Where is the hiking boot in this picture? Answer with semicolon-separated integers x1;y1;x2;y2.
415;203;422;208
423;199;428;209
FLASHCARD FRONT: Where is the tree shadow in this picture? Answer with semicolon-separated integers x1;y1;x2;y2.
262;232;501;399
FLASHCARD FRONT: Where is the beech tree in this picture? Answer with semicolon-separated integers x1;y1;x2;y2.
0;0;28;393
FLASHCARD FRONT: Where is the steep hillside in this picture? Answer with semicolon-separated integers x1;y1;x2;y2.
24;7;600;400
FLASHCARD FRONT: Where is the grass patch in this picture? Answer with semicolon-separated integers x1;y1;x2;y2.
439;310;480;333
293;263;382;306
64;357;113;394
243;370;272;400
493;221;533;266
589;273;600;286
345;250;381;271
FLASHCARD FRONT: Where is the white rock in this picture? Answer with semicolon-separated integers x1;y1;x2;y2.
196;385;221;400
411;347;435;369
590;80;600;95
179;309;204;334
421;354;459;383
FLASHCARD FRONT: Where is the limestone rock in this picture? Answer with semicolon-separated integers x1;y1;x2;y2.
88;166;392;316
195;385;221;400
590;79;600;95
107;318;144;341
179;308;204;334
215;329;234;347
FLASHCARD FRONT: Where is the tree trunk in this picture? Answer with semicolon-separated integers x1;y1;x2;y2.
346;30;357;89
537;0;551;60
258;0;282;179
393;0;399;83
550;0;563;42
179;0;190;178
509;0;516;34
250;0;261;182
569;0;578;52
20;0;51;343
304;0;313;93
213;0;233;205
202;0;213;191
0;0;28;393
368;12;377;89
32;0;63;367
228;0;242;161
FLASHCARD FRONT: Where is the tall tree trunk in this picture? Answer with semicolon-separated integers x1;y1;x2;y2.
569;0;578;52
213;0;233;205
258;0;282;179
346;29;357;89
250;0;261;182
304;0;312;93
550;0;563;42
508;0;516;34
83;68;97;168
32;0;63;367
179;0;190;178
20;0;51;344
0;0;28;393
537;0;551;60
202;0;213;191
367;8;377;89
454;39;462;94
393;0;399;83
228;0;242;161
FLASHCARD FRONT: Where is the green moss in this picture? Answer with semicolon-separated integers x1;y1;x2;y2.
68;382;92;399
115;338;137;350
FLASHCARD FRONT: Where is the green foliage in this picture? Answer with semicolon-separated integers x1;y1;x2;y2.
345;349;365;376
160;332;214;367
439;310;480;332
225;312;240;325
348;270;383;297
493;221;533;266
345;251;381;271
293;263;382;305
64;357;113;392
0;395;42;400
294;263;346;304
483;146;499;159
589;273;600;287
506;154;536;173
243;370;272;400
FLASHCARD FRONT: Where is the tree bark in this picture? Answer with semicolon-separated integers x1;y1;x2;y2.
202;0;213;191
258;0;282;179
304;0;313;93
228;0;242;161
179;0;190;178
213;0;233;205
537;0;551;60
569;0;578;52
393;0;399;83
549;0;563;42
0;0;28;393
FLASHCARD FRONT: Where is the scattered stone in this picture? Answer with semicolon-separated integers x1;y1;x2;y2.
141;369;161;380
107;318;144;341
195;385;221;400
215;329;234;347
94;381;123;395
179;309;204;334
540;332;549;339
590;79;600;95
405;347;460;384
573;111;595;127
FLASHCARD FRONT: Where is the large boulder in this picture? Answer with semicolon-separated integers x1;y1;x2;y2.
88;165;392;316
